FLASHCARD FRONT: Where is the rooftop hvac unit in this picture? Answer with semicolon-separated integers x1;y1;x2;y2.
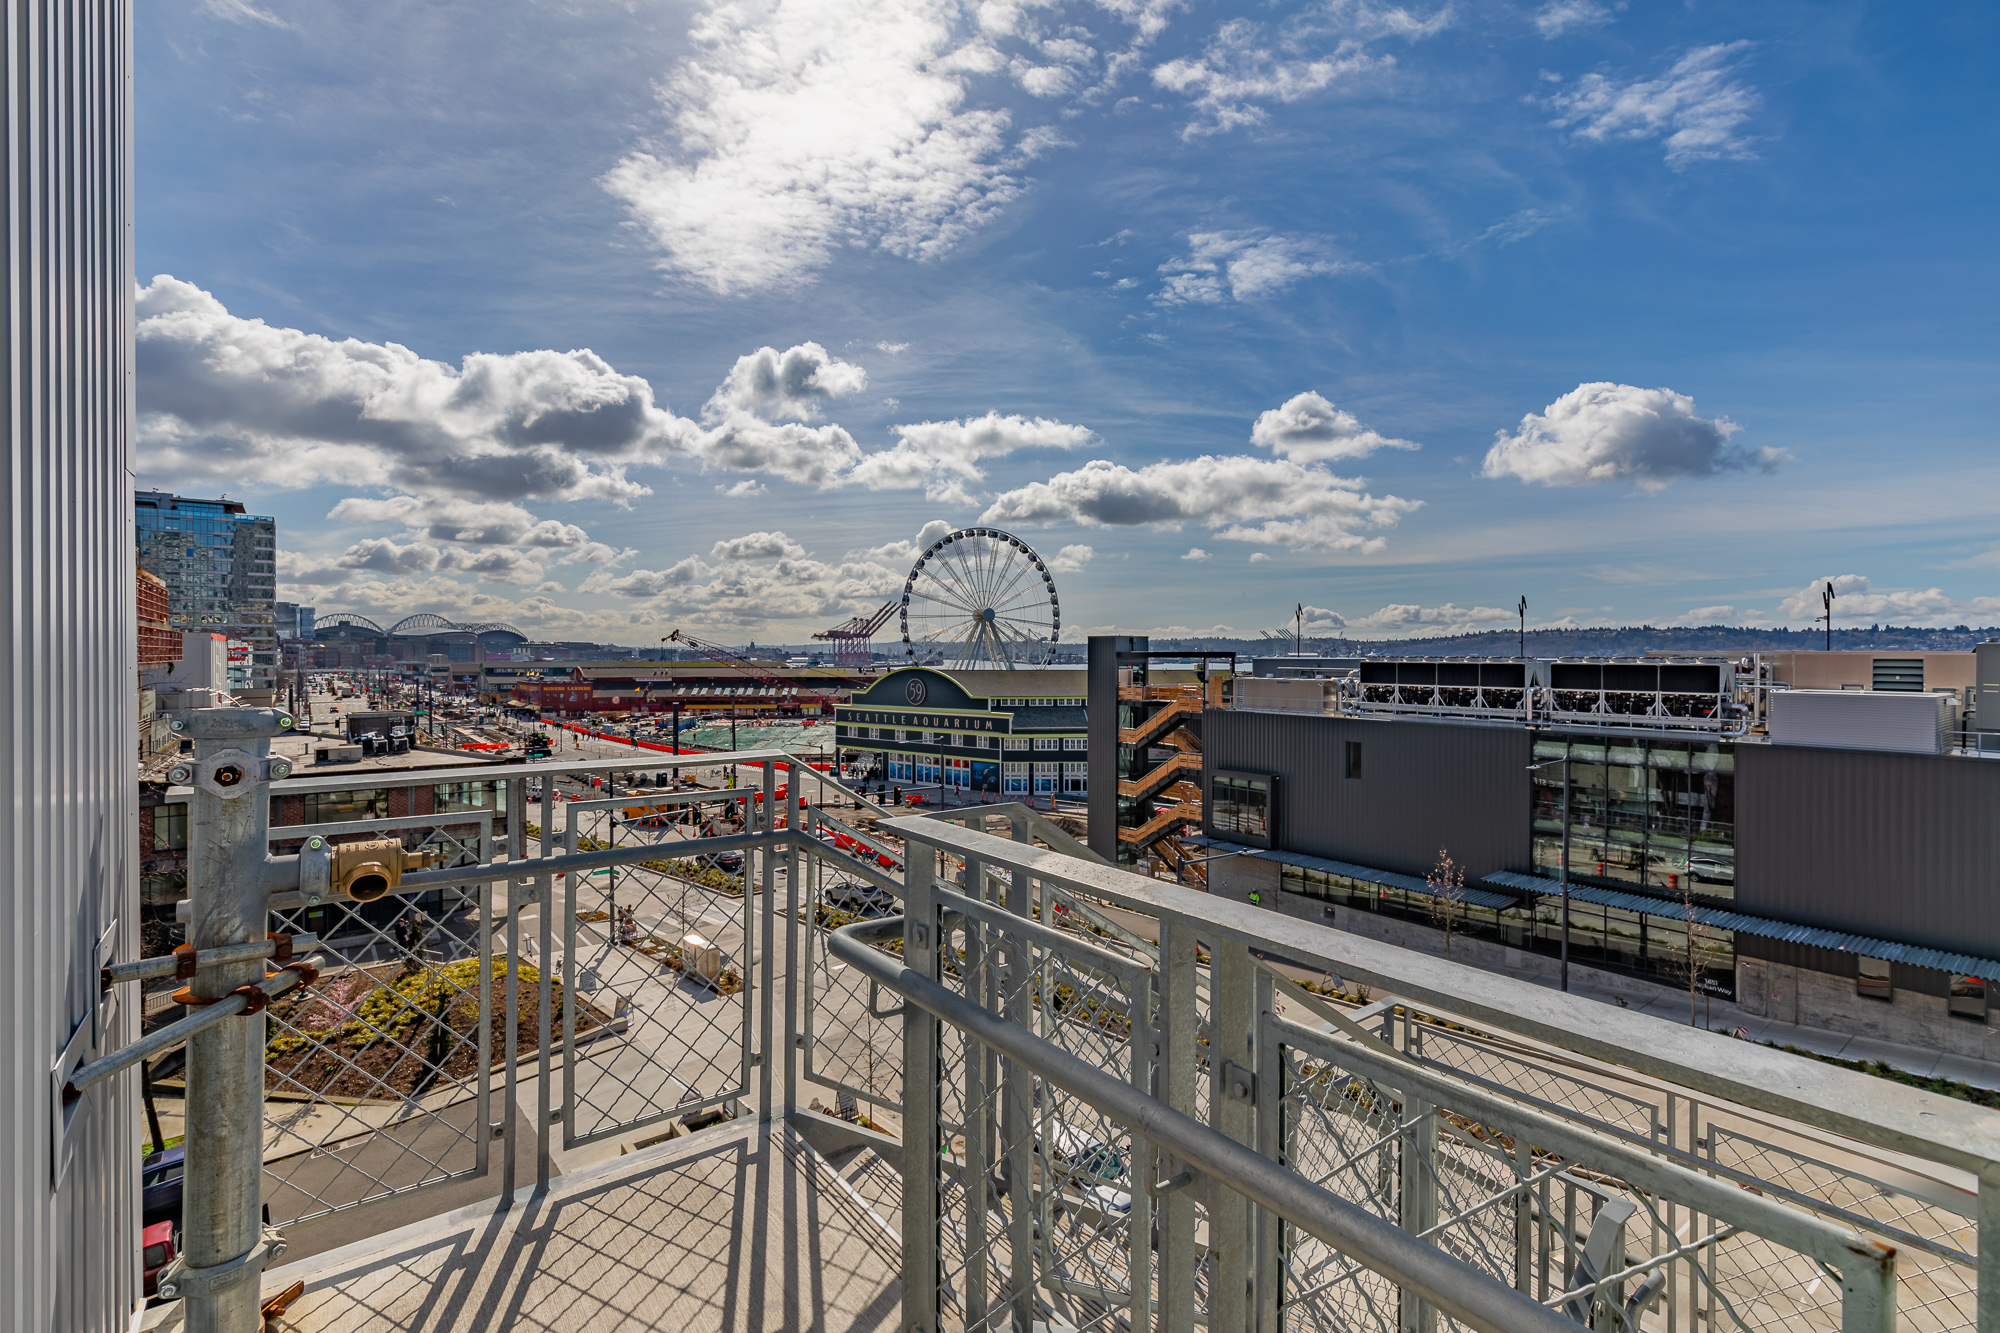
1767;689;1949;754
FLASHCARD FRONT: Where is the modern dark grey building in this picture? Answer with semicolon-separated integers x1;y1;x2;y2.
135;490;278;699
1087;637;2000;1063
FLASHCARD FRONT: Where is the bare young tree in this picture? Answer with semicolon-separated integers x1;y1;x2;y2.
1427;847;1469;962
1679;875;1726;1027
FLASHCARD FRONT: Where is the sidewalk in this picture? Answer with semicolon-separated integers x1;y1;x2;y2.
1545;967;2000;1093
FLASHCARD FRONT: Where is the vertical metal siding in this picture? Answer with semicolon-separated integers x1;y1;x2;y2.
1737;745;2000;961
1204;711;1531;881
0;1;136;1329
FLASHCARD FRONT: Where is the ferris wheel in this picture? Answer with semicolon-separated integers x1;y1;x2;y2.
900;527;1061;669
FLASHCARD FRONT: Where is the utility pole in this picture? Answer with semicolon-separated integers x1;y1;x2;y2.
1822;580;1836;651
1518;595;1527;658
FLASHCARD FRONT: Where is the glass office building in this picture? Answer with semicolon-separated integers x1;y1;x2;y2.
135;490;278;695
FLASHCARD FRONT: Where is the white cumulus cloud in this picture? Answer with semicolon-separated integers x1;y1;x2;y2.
138;278;1063;502
1048;543;1095;572
137;275;687;504
980;454;1420;552
849;411;1095;503
580;523;950;628
1550;43;1761;168
1776;576;2000;628
703;342;868;422
1482;382;1782;490
1668;604;1758;627
1251;391;1418;462
1343;602;1517;636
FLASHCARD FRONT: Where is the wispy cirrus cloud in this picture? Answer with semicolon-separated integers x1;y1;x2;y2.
1549;42;1762;168
1156;231;1361;304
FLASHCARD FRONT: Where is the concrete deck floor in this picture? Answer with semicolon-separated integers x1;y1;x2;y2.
148;1119;902;1333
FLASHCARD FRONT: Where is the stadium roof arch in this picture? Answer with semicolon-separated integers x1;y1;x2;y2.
385;614;526;638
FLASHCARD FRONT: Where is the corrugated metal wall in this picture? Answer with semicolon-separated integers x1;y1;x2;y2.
0;1;138;1329
1737;745;2000;960
1203;711;1530;880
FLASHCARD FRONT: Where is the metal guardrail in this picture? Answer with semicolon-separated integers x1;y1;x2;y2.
118;737;1999;1333
877;814;1995;1333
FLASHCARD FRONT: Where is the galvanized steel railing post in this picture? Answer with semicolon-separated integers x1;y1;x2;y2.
784;776;802;1114
534;866;553;1189
961;852;992;1329
1157;917;1200;1333
759;763;776;1119
177;707;291;1333
1209;939;1257;1331
1253;965;1283;1333
1838;1233;1898;1333
1000;819;1037;1333
1399;1094;1440;1333
1979;1164;1999;1333
902;836;943;1332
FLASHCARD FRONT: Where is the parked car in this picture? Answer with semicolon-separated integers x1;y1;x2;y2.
141;1146;184;1227
142;1145;269;1232
142;1220;176;1299
704;851;745;873
823;881;895;916
1686;855;1735;884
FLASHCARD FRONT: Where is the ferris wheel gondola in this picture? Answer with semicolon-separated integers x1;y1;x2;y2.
900;527;1060;669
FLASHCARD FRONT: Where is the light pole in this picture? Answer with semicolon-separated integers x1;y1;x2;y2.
1527;751;1572;992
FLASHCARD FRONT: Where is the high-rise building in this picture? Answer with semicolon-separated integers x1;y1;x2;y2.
275;600;316;640
135;491;278;698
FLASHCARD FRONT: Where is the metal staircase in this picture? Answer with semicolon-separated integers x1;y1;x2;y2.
1115;681;1216;881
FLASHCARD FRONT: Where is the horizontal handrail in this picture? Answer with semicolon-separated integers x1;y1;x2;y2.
886;815;2000;1178
829;917;1581;1333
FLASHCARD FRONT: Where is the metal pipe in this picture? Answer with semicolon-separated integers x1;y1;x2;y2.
180;707;294;1333
67;962;318;1094
100;934;318;986
829;918;1582;1333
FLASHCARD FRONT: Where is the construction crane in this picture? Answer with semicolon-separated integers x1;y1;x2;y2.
660;629;845;712
811;600;896;670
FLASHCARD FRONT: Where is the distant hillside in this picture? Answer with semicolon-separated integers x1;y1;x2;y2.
1145;625;2000;659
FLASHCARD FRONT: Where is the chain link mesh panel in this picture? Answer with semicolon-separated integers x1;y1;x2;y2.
261;878;496;1226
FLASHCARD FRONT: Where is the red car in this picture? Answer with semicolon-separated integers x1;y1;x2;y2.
142;1219;176;1298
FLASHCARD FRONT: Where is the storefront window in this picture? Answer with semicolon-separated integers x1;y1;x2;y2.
1280;865;1527;948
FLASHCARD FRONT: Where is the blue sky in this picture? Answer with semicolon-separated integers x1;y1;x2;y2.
136;0;2000;645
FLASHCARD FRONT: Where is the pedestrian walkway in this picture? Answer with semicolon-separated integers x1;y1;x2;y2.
146;1120;901;1333
1547;968;2000;1092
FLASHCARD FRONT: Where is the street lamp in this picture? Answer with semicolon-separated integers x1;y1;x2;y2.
1527;751;1572;993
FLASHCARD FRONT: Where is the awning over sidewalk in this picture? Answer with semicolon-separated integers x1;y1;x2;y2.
1482;870;2000;983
